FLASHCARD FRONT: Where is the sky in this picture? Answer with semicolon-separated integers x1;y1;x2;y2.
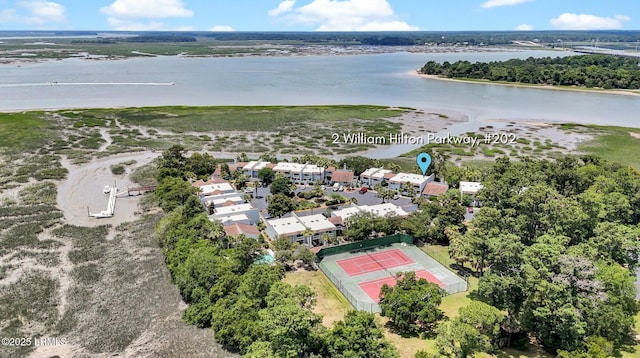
0;0;638;32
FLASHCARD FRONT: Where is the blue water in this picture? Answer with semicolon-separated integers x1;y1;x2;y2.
256;253;275;265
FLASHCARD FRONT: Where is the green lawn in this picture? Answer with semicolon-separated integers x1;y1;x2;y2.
283;270;352;328
576;125;640;169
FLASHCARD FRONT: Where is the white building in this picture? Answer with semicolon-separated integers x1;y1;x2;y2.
272;162;324;184
332;203;409;221
209;203;260;225
360;167;393;187
242;160;272;179
198;182;236;196
459;181;483;195
204;194;245;208
265;213;336;244
388;173;434;195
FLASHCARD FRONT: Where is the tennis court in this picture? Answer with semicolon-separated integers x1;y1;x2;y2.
319;242;467;313
336;249;413;276
358;270;444;302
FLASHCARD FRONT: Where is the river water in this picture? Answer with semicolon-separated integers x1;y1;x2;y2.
1;50;639;158
1;50;638;125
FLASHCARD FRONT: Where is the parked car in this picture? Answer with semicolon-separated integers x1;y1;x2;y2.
359;187;368;194
467;206;474;214
332;183;340;191
338;185;345;192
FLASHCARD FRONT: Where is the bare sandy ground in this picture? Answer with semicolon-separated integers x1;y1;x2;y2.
57;152;160;227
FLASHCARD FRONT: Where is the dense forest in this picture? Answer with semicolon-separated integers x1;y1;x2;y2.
419;54;640;89
444;156;640;356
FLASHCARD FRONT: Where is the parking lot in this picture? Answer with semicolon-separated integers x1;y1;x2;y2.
248;183;416;219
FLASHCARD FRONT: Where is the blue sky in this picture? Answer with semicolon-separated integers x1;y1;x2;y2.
0;0;638;32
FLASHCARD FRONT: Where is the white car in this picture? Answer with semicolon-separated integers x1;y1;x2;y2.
103;185;111;194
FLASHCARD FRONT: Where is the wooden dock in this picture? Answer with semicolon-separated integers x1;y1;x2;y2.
127;186;157;196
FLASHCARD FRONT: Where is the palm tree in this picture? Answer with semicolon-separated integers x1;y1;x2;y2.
302;227;315;247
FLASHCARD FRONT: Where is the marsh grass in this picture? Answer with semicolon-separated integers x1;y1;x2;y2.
0;112;58;154
19;182;58;206
576;125;640;169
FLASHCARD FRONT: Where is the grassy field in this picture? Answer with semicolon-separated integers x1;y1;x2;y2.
0;111;58;154
574;124;640;169
283;270;352;328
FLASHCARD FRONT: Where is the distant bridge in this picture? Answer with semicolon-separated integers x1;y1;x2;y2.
573;47;640;59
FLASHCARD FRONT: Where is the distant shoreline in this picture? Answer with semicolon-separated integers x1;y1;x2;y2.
412;71;640;97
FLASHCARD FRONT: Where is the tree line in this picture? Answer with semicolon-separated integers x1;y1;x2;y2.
441;156;640;356
420;54;640;89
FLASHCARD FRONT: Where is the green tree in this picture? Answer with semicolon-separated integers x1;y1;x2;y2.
157;144;186;179
294;244;316;265
236;152;249;162
219;162;231;179
324;310;399;358
185;152;217;178
379;271;446;334
211;295;261;352
236;264;285;308
267;193;295;218
258;167;275;186
258;282;324;357
270;174;294;196
229;235;261;274
155;176;198;212
244;341;277;358
435;301;504;357
343;211;377;241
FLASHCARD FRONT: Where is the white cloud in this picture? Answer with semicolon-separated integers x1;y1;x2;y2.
0;1;65;26
268;0;296;17
101;0;193;19
107;17;165;31
269;0;418;31
209;25;234;31
515;24;532;31
481;0;532;9
550;13;630;30
18;0;65;22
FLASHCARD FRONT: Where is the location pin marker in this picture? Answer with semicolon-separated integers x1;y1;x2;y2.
416;153;432;176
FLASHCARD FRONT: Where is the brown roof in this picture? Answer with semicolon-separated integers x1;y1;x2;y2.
326;166;336;172
310;246;323;253
204;189;224;196
422;182;449;196
328;216;343;225
222;200;237;207
224;223;260;237
266;163;276;169
383;172;396;179
193;178;217;187
228;162;248;172
331;170;354;183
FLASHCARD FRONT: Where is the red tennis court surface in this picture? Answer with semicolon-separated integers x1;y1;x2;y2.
336;249;414;276
358;270;445;302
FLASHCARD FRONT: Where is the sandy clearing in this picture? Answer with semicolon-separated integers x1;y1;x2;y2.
57;151;159;227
